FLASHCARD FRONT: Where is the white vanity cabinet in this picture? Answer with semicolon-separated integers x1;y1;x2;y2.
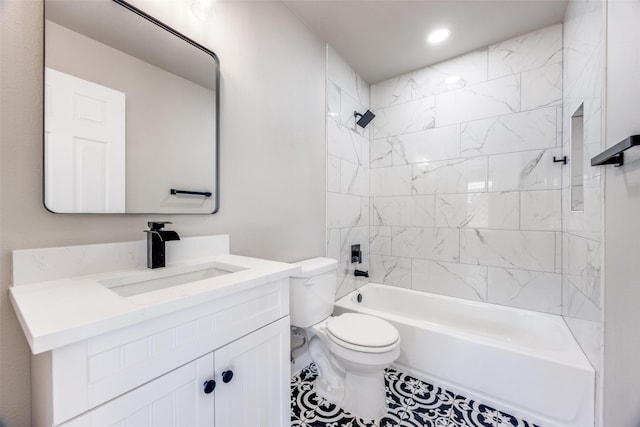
60;318;289;427
30;278;290;427
10;236;299;427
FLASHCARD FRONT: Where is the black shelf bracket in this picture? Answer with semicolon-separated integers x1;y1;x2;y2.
591;135;640;167
170;189;212;197
553;156;567;165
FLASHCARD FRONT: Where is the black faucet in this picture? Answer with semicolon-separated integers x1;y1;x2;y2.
354;269;369;278
144;222;180;269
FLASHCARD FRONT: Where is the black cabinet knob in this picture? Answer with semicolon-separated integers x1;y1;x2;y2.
203;379;216;394
221;370;234;383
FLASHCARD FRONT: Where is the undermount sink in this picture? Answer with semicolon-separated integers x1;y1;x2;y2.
99;263;241;297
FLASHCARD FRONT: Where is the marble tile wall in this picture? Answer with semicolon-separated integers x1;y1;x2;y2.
369;24;564;315
562;0;604;419
326;46;372;299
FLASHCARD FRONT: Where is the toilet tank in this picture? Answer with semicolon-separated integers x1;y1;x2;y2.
290;257;338;327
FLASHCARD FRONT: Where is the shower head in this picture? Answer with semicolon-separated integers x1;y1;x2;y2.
354;110;375;128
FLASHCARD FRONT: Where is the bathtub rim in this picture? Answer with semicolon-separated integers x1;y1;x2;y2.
335;282;594;372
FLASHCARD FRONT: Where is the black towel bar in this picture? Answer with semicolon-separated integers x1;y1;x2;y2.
170;189;212;197
591;135;640;167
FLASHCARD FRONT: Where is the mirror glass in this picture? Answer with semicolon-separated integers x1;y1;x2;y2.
44;0;219;214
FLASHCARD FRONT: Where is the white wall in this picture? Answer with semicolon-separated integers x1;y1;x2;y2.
603;0;640;424
0;1;326;425
368;25;564;314
326;46;371;299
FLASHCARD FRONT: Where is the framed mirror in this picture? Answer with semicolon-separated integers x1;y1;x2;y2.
44;0;219;214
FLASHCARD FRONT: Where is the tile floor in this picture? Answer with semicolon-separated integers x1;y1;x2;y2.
291;364;539;427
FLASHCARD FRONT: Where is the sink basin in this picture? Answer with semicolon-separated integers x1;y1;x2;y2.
99;263;240;297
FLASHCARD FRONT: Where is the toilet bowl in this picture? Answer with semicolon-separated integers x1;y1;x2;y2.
309;313;400;418
290;258;400;419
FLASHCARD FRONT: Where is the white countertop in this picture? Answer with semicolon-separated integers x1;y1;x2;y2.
9;237;300;354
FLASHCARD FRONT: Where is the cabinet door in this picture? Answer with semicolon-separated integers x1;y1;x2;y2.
214;317;290;427
61;353;215;427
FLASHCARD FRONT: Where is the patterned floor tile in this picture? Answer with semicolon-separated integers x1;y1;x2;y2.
450;395;539;427
291;364;537;427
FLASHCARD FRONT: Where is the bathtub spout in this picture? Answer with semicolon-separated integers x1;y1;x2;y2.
354;269;369;278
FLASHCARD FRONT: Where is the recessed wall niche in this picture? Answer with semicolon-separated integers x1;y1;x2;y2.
570;103;585;212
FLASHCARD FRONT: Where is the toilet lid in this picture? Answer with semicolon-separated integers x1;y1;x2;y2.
327;313;399;348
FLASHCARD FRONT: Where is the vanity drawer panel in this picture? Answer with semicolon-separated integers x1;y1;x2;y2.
87;317;212;385
51;279;288;425
60;353;215;427
209;288;283;347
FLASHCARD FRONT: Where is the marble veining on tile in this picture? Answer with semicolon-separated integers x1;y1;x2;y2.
372;195;435;227
328;117;367;166
434;193;520;230
373;97;436;140
370;73;413;111
412;157;488;195
391;227;460;263
370;50;488;111
487;267;562;314
340;161;369;196
562;279;601;323
460;108;556;157
488;149;562;192
488;24;563;79
412;259;488;302
435;74;521;127
371;125;461;168
520;190;562;231
370;166;413;197
370;226;392;256
521;63;563;110
460;229;556;272
370;254;412;289
412;49;489;100
327;193;369;229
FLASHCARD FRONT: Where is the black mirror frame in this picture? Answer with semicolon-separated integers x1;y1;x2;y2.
42;0;220;214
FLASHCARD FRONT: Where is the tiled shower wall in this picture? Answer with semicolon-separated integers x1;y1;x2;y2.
562;0;603;402
368;24;564;314
326;47;372;299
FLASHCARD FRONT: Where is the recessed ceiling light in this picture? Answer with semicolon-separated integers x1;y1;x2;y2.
191;0;214;20
445;75;461;84
427;28;450;44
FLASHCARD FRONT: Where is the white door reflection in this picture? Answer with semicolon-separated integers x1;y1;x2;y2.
45;68;126;213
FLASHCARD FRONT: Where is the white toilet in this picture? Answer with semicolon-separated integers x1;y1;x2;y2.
290;257;400;419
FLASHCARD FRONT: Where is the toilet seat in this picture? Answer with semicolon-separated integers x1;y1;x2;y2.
327;313;399;354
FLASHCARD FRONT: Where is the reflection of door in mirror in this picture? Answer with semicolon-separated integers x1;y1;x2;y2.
45;68;126;213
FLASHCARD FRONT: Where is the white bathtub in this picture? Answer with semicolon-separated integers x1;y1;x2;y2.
334;283;594;427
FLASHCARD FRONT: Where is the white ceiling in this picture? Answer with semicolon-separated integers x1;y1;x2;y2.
282;0;569;84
